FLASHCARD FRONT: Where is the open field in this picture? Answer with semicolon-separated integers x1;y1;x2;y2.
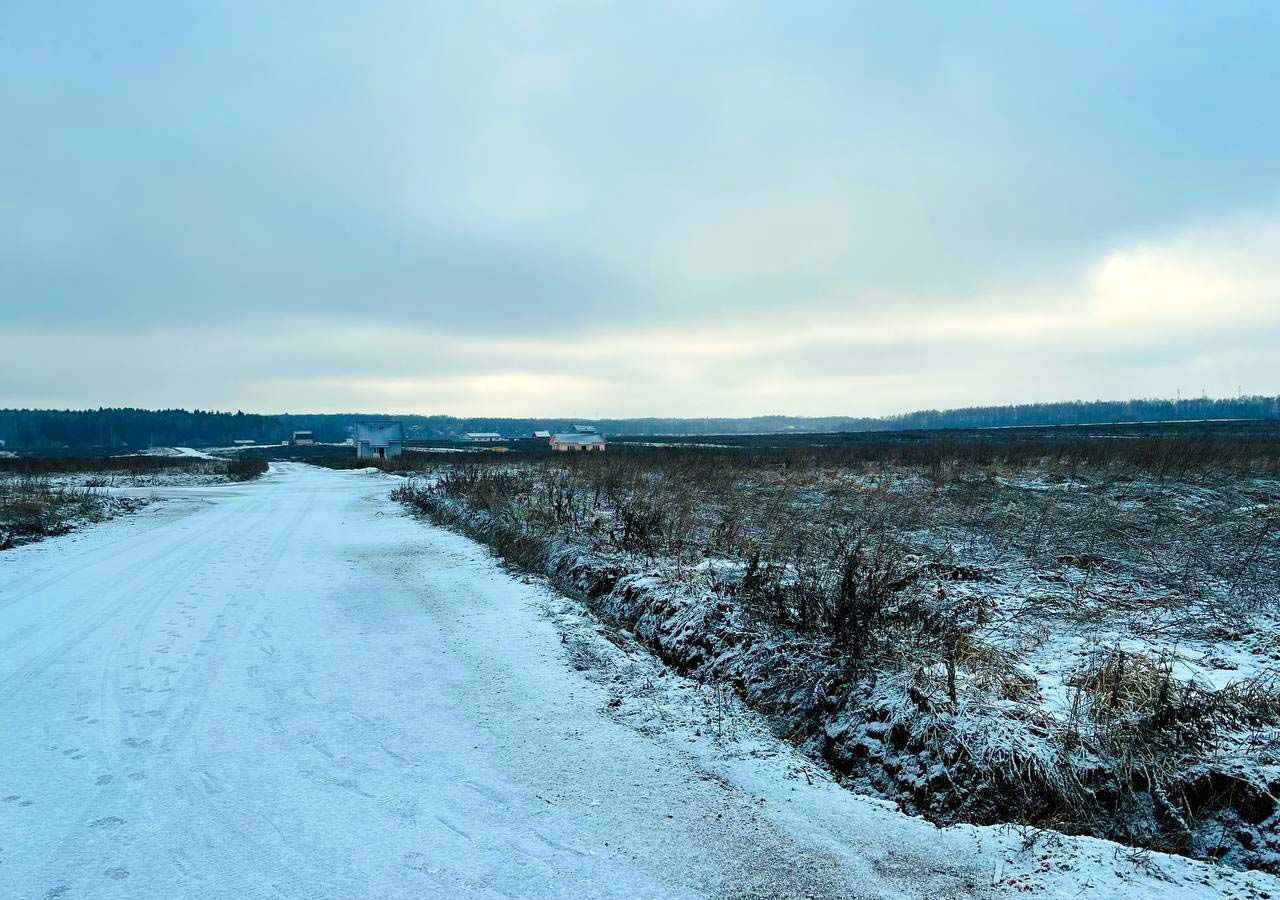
0;456;267;549
211;418;1280;464
10;424;1278;889
3;462;1276;899
388;425;1280;871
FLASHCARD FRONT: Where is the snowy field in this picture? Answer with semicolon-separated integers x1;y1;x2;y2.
1;463;1277;898
1;454;269;550
397;450;1280;873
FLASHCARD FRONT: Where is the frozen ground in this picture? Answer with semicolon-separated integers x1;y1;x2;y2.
1;464;1276;899
402;459;1280;865
45;472;236;490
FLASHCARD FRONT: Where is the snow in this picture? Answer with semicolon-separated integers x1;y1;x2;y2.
0;463;1275;899
46;470;237;490
117;446;220;460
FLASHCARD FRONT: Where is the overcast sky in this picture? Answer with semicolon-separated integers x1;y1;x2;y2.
2;1;1278;416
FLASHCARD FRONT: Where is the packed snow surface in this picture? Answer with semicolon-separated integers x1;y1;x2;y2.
1;463;1275;899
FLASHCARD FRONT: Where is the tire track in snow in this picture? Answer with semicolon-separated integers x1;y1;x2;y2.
0;501;248;706
44;479;317;898
8;485;292;898
0;495;216;613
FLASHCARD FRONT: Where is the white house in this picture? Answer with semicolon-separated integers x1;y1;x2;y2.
532;430;551;439
292;430;315;446
355;422;404;460
550;432;606;452
466;432;505;443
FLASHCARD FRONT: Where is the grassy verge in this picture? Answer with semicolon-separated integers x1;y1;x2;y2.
0;457;268;549
392;439;1280;871
0;456;267;480
0;477;134;549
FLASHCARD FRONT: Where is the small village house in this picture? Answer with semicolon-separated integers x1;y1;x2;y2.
550;432;606;452
532;430;551;439
355;422;404;460
466;432;505;443
291;430;315;446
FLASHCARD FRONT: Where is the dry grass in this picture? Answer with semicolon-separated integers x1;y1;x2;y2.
393;442;1280;869
0;477;109;548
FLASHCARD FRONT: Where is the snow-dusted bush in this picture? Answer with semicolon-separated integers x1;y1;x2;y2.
0;476;129;549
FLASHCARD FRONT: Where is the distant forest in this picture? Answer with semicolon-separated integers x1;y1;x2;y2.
2;396;1278;450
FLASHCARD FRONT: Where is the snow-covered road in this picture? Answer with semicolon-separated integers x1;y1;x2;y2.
1;464;1274;899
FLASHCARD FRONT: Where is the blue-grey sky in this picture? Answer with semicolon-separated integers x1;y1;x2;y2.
3;1;1278;415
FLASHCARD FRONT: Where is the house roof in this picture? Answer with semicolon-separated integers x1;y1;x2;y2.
355;422;405;444
553;433;606;445
572;424;598;433
533;430;551;438
465;432;503;439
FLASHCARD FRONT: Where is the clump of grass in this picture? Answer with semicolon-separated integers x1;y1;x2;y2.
0;476;105;549
0;455;270;482
225;458;268;480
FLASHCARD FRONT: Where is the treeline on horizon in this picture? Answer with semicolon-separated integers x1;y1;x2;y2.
2;396;1278;451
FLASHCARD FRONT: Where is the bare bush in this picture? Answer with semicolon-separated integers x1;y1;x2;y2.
0;477;108;548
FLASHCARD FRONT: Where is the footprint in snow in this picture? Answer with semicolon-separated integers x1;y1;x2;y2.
197;771;224;795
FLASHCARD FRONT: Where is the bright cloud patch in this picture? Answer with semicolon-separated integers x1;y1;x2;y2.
3;215;1277;416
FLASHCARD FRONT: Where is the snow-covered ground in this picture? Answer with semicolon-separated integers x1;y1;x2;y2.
117;446;220;460
44;471;237;490
401;461;1280;867
1;463;1276;899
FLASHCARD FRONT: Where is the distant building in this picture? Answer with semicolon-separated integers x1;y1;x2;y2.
355;421;404;460
232;439;255;446
532;430;551;439
466;432;505;443
292;430;315;446
572;424;598;434
551;433;606;452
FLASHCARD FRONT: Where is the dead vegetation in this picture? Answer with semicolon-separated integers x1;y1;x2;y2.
0;455;267;481
0;477;120;549
392;436;1280;871
0;456;267;549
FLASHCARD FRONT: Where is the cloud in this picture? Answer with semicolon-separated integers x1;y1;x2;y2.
4;212;1277;416
1088;219;1280;326
1;2;1279;412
